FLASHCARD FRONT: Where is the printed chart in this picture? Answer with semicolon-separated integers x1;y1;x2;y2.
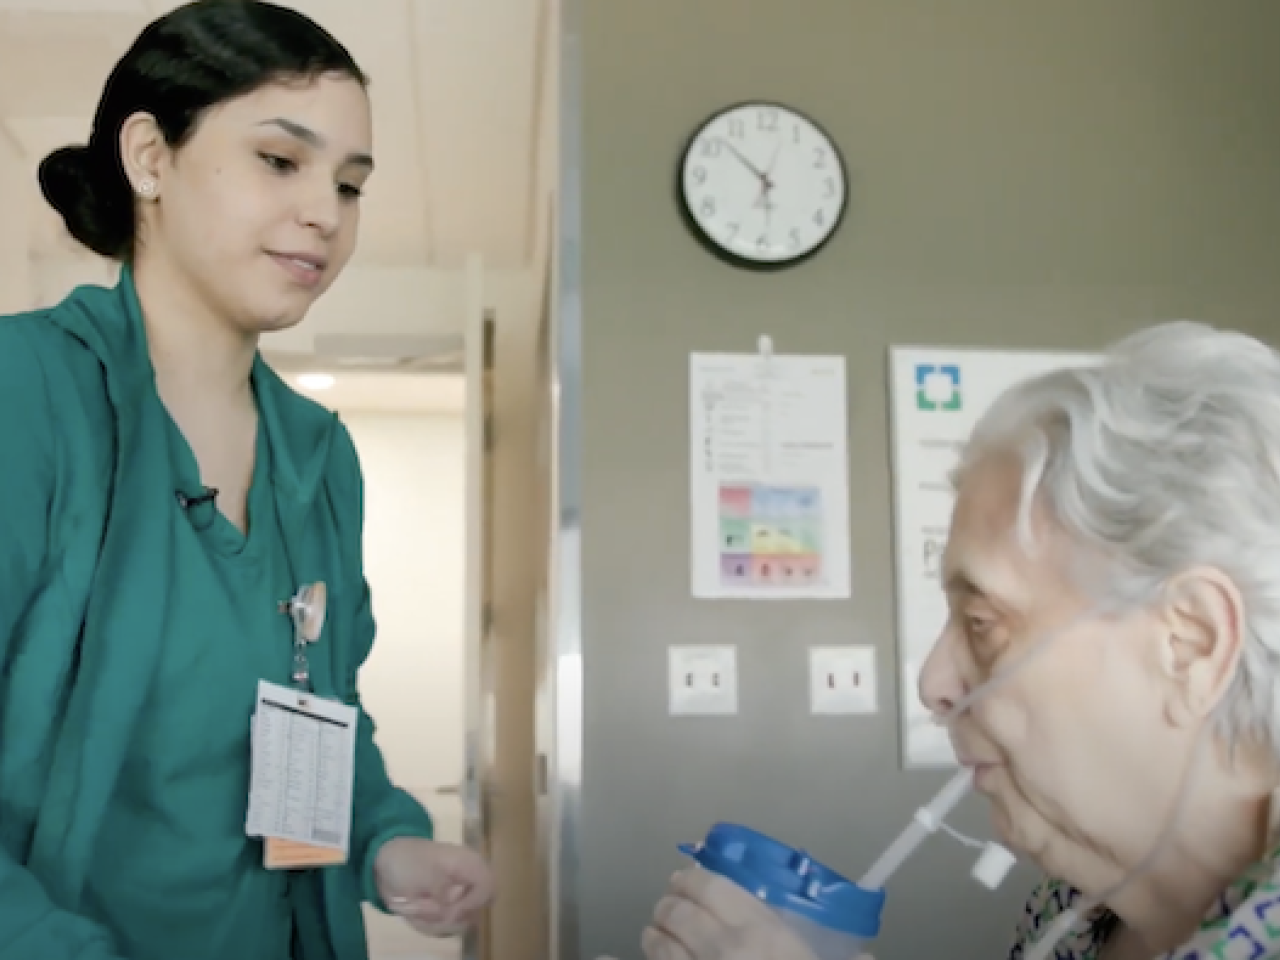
690;351;850;600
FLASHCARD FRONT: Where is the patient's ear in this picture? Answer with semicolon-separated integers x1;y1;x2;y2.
1156;567;1243;727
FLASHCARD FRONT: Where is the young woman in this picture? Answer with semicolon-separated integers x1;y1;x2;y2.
0;2;492;958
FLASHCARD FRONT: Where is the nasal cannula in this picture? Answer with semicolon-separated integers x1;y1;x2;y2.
858;596;1204;960
858;607;1112;891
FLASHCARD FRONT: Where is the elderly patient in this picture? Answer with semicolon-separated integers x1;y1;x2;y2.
639;321;1280;960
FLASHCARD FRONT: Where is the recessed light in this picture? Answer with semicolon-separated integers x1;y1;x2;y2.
297;373;335;390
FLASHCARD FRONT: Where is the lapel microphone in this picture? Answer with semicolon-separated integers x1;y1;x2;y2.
175;487;219;510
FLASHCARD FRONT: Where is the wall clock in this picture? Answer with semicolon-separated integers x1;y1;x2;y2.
678;101;848;271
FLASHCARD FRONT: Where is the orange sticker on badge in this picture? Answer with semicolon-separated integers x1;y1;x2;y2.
264;837;348;870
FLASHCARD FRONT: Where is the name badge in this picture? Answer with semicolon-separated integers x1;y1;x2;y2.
246;680;357;870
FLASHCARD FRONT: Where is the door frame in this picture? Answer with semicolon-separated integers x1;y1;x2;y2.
548;0;585;956
461;255;493;960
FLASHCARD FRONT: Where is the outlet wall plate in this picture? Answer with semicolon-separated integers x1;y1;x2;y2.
809;646;877;715
669;645;739;716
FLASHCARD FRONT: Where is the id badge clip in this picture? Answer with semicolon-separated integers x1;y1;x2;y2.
279;582;326;690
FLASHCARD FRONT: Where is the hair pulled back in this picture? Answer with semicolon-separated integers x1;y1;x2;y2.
38;0;366;260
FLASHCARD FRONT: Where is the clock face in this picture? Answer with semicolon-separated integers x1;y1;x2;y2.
679;102;847;269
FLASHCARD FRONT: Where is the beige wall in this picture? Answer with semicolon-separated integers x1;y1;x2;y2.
574;2;1280;959
346;412;467;826
343;411;467;960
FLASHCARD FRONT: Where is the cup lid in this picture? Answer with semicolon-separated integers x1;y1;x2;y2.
680;823;885;938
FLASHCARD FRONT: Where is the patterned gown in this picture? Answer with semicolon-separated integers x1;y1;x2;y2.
1009;849;1280;959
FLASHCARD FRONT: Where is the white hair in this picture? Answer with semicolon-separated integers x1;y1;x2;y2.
955;321;1280;751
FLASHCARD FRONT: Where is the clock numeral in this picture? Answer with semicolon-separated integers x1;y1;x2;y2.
699;197;716;218
813;147;827;169
792;124;802;144
728;118;746;139
823;177;836;199
726;223;740;241
789;229;802;248
757;108;779;133
691;166;708;186
700;139;721;158
756;235;770;253
814;209;826;228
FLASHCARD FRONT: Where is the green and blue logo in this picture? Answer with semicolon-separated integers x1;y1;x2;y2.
915;363;962;411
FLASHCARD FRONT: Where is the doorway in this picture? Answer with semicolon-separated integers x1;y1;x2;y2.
295;372;469;960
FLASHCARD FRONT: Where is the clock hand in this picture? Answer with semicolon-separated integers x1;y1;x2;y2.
716;137;767;182
755;142;779;222
765;141;782;177
752;176;775;244
747;142;781;231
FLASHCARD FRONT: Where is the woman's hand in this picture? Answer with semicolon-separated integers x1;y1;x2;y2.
374;838;495;937
638;867;818;960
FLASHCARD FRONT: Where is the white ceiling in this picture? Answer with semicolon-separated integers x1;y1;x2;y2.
0;0;553;271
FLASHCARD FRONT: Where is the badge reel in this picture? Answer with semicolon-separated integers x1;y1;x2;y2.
283;582;326;690
247;582;358;871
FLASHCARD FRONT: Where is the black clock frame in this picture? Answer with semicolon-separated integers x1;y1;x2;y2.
674;99;849;273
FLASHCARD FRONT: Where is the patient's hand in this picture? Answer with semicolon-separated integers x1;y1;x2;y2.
637;866;818;960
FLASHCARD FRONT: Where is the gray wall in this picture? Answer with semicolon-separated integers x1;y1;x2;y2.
576;3;1280;958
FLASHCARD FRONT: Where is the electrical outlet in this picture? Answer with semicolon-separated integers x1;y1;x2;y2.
669;645;738;716
809;646;877;715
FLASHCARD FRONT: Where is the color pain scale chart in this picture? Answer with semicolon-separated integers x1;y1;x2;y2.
717;483;822;587
690;342;851;600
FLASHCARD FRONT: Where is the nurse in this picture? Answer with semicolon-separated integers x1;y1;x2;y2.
0;2;492;959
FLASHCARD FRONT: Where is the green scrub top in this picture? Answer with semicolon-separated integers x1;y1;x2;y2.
82;409;297;960
0;273;435;960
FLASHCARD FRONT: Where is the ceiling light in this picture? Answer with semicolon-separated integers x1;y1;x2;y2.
297;373;335;391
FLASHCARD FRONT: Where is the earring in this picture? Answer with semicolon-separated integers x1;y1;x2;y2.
137;178;158;199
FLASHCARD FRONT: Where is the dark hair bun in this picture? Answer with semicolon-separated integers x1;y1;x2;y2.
37;144;133;260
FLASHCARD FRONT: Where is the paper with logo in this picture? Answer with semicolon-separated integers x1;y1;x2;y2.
246;680;357;863
888;346;1102;767
689;352;851;600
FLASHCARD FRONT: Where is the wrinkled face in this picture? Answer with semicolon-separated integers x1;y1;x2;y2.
917;454;1196;885
131;72;373;332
